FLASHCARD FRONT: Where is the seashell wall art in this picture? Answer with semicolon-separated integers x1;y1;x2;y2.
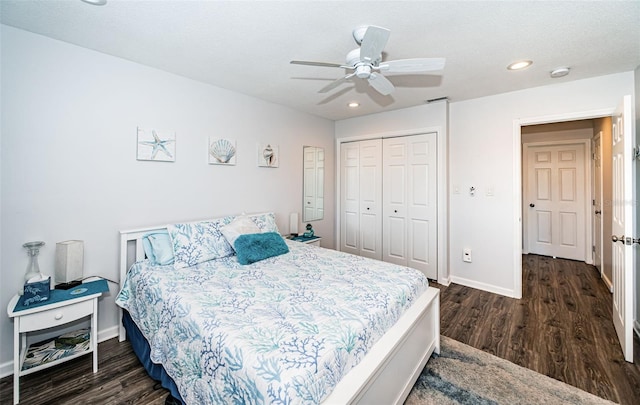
257;143;279;168
208;138;237;165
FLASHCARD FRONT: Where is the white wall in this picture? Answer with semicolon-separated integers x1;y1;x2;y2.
0;25;335;374
449;72;635;297
335;101;449;282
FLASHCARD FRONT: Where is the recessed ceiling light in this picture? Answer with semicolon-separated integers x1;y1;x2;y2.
348;102;360;108
550;67;570;78
507;60;533;70
81;0;107;5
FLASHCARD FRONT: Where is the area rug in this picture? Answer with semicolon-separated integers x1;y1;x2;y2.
404;336;616;405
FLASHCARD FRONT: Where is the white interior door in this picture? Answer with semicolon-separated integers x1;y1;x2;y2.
383;134;437;279
341;143;360;256
526;143;586;260
359;140;382;260
383;138;408;266
340;140;382;259
611;95;635;363
592;132;603;274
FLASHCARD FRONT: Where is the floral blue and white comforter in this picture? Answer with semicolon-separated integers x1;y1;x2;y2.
116;241;429;404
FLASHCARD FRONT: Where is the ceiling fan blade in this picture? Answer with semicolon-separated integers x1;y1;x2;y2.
367;72;395;96
319;73;355;93
290;60;345;68
379;57;446;73
360;26;390;63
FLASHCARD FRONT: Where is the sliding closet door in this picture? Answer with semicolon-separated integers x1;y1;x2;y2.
340;139;382;259
383;134;437;279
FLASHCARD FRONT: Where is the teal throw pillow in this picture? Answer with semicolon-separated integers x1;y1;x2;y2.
234;232;289;265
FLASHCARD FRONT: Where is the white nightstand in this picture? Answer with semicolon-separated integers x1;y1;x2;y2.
7;281;105;404
291;236;322;247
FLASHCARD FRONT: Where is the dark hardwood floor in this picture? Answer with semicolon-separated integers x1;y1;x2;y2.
438;254;640;404
1;254;639;404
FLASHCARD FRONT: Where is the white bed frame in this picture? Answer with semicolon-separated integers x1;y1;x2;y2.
118;224;440;405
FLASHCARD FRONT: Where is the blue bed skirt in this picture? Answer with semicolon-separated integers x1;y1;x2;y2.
122;311;184;404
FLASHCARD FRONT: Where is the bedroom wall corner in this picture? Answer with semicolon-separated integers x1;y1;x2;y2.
0;25;335;375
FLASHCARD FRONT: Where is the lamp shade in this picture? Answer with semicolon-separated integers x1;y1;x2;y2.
55;240;84;283
289;213;299;235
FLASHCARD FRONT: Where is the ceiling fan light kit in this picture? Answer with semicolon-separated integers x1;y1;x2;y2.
290;25;446;97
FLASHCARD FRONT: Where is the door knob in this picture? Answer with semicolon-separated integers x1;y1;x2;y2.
612;235;625;243
529;203;535;208
595;210;602;215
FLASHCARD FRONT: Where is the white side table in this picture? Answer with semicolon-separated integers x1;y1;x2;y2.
7;287;103;404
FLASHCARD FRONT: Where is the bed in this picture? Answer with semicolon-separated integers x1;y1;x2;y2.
116;214;440;404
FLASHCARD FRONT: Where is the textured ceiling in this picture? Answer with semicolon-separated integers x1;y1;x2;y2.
2;0;639;120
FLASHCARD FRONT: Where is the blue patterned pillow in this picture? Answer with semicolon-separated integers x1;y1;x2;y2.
167;217;235;269
248;212;280;234
234;232;289;265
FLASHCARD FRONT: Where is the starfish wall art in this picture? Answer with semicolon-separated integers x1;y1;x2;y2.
137;127;176;162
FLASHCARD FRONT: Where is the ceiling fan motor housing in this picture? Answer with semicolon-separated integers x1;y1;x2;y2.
355;65;372;78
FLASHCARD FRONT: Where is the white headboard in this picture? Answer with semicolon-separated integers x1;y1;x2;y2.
118;224;169;342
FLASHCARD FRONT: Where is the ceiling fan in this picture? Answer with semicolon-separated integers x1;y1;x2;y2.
290;25;445;96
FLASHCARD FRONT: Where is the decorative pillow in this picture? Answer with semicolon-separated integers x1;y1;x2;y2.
248;212;280;234
221;215;262;248
142;230;174;266
167;216;235;269
234;232;289;265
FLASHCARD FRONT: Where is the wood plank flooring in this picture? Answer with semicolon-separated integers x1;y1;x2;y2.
1;254;639;404
438;254;640;404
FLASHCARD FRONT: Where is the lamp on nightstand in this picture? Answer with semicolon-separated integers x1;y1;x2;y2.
55;240;84;289
289;212;299;237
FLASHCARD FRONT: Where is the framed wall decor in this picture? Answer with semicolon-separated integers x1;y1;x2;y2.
209;138;237;165
257;144;279;168
136;127;176;162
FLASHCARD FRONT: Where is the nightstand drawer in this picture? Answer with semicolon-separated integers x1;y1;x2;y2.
19;300;94;333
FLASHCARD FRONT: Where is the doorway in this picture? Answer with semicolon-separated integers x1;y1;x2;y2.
520;118;614;289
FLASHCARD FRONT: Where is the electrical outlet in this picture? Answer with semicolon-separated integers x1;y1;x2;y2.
463;248;472;263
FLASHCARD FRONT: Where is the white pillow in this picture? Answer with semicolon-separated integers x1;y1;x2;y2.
221;215;262;248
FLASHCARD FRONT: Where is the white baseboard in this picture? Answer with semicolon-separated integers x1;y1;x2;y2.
449;275;517;298
0;325;122;379
0;359;12;380
98;325;119;343
437;276;451;286
602;273;614;293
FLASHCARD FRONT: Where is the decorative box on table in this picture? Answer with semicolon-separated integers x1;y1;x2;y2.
22;276;51;306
